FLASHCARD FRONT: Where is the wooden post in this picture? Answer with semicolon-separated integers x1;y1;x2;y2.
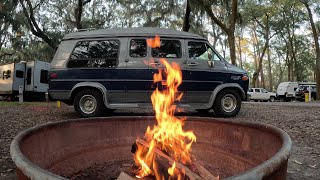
18;86;23;103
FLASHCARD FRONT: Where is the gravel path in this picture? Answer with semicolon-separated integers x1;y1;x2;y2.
0;102;319;179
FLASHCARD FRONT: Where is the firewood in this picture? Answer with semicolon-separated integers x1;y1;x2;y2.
191;156;218;180
136;138;202;180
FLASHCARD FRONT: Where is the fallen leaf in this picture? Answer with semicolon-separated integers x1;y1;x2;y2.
293;159;303;165
307;165;317;169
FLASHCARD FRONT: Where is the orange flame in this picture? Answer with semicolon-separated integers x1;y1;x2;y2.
147;35;161;48
134;36;196;179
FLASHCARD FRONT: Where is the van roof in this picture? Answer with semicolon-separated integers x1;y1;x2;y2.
62;27;207;41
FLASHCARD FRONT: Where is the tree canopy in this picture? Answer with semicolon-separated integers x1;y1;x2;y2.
0;0;319;97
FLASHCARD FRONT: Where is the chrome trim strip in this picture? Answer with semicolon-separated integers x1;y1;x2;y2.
50;79;223;83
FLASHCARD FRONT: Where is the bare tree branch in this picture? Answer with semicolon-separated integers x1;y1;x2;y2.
203;3;229;34
19;0;57;50
0;52;15;58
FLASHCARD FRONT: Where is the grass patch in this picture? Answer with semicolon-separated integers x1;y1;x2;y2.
0;101;54;107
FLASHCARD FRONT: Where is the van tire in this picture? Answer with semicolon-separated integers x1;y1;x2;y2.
74;89;105;118
213;89;241;117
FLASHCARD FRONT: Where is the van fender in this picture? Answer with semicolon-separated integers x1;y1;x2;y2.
70;82;111;108
208;83;246;108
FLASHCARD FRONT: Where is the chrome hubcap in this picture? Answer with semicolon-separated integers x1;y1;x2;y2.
79;95;97;114
221;94;237;113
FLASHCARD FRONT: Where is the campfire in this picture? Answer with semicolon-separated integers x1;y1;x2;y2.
119;36;219;180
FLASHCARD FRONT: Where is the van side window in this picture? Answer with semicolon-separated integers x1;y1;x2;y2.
188;42;221;61
152;40;181;58
130;39;147;57
255;89;260;93
68;40;119;68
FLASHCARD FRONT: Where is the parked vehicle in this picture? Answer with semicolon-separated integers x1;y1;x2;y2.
0;61;50;101
48;28;249;117
295;83;317;101
247;88;277;102
276;82;298;101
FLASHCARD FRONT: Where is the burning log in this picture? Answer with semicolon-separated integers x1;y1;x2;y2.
132;138;216;180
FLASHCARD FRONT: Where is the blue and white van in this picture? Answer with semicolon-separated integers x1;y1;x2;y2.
49;28;249;117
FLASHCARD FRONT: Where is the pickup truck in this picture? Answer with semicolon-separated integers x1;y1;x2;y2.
247;88;277;102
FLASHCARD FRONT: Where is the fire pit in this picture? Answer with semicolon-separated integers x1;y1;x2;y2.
11;116;291;180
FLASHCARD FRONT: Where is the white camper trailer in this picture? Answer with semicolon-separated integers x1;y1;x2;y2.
0;61;50;101
276;82;299;101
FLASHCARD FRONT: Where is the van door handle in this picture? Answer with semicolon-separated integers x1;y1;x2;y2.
187;62;199;66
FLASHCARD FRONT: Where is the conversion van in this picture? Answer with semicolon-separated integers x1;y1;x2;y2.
48;28;249;117
0;61;50;100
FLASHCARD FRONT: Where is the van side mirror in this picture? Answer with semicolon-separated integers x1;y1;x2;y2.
207;60;214;68
207;52;214;68
208;52;212;60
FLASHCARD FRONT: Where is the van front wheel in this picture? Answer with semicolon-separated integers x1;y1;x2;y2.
213;89;241;117
74;89;105;118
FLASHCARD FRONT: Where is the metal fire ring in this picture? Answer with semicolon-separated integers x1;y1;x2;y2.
10;117;292;180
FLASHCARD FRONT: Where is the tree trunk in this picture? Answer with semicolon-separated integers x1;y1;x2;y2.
252;29;259;88
227;32;236;65
252;44;258;88
75;0;91;29
277;55;284;86
237;35;243;68
267;46;273;91
261;67;265;89
302;1;320;100
201;0;238;65
252;14;269;88
182;0;191;32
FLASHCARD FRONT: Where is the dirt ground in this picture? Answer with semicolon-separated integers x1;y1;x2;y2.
0;102;319;180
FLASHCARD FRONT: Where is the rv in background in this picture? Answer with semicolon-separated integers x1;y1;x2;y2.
276;82;299;101
0;61;50;101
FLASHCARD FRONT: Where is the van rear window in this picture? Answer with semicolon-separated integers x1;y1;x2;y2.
68;40;119;68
